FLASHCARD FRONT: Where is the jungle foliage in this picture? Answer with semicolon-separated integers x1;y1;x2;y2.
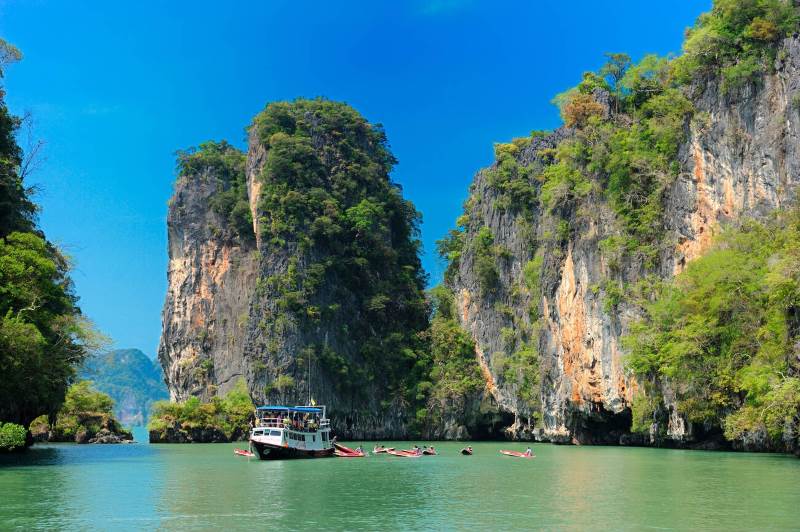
176;140;253;240
625;209;800;447
148;379;253;440
416;285;484;428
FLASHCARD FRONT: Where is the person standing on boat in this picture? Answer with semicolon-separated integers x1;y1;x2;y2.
525;446;533;457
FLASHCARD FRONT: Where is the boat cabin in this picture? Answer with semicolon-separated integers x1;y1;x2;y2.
249;405;334;458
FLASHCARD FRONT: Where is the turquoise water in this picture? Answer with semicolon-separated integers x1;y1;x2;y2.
1;430;799;530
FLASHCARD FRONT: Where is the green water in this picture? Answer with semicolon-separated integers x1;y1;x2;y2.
2;432;799;530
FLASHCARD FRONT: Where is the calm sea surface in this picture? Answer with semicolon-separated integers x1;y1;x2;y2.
1;428;799;530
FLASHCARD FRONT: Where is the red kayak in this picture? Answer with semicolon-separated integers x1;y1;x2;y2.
387;449;422;458
500;450;534;458
335;450;365;457
234;448;255;457
372;447;395;454
333;443;365;457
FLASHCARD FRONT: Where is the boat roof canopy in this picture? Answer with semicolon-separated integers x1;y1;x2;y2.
256;405;322;413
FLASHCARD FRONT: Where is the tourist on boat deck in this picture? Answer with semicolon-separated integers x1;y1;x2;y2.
525;447;533;457
413;445;421;455
355;445;363;454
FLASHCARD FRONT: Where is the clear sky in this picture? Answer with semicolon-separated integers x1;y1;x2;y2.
0;0;710;357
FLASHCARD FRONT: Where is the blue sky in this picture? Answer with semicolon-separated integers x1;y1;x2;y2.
1;1;709;357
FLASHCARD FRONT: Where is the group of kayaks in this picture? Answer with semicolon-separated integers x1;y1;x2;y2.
371;444;438;458
234;443;535;459
343;443;535;459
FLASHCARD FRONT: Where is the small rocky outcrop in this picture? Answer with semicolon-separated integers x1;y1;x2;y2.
44;414;133;444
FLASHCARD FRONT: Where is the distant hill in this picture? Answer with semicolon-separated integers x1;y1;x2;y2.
80;349;169;426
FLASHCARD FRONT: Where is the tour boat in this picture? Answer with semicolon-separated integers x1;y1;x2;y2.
249;405;335;460
499;450;534;458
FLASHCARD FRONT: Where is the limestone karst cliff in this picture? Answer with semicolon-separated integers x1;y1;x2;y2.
160;141;258;402
443;3;800;451
159;101;429;439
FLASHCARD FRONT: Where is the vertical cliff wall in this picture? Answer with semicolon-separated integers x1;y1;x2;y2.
448;35;800;446
159;102;429;438
159;143;258;401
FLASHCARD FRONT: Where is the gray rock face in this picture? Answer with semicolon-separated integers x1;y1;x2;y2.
158;166;259;401
450;37;800;448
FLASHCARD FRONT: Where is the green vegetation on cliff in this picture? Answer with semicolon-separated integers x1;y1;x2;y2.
0;39;101;431
416;286;484;429
672;0;798;91
249;99;429;407
176;140;253;240
625;208;800;448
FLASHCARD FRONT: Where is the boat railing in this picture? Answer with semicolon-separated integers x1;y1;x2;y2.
257;417;284;428
256;416;330;432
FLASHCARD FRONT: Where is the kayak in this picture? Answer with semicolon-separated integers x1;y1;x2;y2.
387;449;422;458
335;450;365;457
499;450;534;458
234;448;255;457
460;448;473;455
400;449;425;456
422;449;437;455
372;447;394;454
334;443;364;454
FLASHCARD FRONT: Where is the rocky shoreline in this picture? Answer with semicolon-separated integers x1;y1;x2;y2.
148;425;247;443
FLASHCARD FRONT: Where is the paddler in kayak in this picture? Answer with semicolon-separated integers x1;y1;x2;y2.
525;446;534;457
